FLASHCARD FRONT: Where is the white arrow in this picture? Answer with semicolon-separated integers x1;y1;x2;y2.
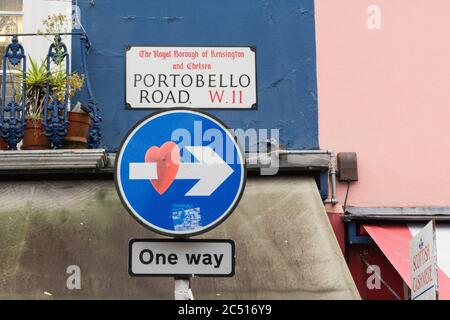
128;146;234;196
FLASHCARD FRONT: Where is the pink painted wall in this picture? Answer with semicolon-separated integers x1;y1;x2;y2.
315;0;450;207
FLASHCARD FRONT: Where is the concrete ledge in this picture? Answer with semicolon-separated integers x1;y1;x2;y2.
344;206;450;221
107;151;331;171
246;152;331;170
0;149;108;171
0;149;330;175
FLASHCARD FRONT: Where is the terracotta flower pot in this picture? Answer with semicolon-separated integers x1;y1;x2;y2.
65;111;91;145
22;120;51;150
0;137;8;150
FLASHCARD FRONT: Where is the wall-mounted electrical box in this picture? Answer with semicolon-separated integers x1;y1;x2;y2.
337;152;358;181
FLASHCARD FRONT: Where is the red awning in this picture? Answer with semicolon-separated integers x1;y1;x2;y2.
363;223;450;300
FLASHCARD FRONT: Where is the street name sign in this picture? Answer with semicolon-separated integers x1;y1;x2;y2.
410;220;438;300
129;239;235;277
115;108;246;237
125;46;257;109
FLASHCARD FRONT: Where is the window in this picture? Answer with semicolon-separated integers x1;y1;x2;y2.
0;0;23;106
0;0;23;12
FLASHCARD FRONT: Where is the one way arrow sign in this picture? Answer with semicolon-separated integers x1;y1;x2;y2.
129;146;234;196
115;109;245;236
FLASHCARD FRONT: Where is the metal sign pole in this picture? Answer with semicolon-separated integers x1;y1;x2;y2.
174;277;194;300
175;233;194;301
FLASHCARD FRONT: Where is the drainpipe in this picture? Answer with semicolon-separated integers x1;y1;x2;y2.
275;149;338;205
327;150;339;205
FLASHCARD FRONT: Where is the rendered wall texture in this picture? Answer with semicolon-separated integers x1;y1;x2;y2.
71;0;319;151
316;0;450;207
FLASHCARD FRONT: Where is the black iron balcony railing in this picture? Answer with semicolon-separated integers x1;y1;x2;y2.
0;32;101;150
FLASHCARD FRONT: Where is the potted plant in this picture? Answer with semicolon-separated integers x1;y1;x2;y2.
47;67;88;148
63;74;91;149
20;14;71;150
18;58;87;150
39;14;90;149
21;58;51;150
0;137;7;150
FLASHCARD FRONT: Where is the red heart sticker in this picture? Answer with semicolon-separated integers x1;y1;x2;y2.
145;142;180;195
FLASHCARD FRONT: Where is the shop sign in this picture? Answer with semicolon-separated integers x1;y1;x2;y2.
409;220;438;300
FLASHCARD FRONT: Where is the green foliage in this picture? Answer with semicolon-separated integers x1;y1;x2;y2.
39;14;71;36
17;57;85;121
22;58;47;120
38;14;72;65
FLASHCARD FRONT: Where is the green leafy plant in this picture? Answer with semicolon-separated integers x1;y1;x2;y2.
39;14;71;37
17;57;85;121
49;69;85;102
38;14;71;65
22;58;47;120
16;14;84;121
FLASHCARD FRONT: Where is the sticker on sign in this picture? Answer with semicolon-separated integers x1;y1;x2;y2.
129;239;235;277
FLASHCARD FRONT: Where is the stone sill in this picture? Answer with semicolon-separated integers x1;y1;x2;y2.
246;152;331;171
344;206;450;221
0;149;330;175
106;152;331;172
0;149;108;171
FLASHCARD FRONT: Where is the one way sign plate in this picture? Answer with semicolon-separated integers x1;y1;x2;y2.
129;239;235;277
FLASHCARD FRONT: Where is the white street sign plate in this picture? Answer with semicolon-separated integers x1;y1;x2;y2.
129;239;235;277
125;46;257;109
410;221;438;300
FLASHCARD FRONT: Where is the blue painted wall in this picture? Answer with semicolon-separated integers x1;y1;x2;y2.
72;0;318;152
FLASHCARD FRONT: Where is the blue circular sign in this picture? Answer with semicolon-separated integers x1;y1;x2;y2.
115;108;246;237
